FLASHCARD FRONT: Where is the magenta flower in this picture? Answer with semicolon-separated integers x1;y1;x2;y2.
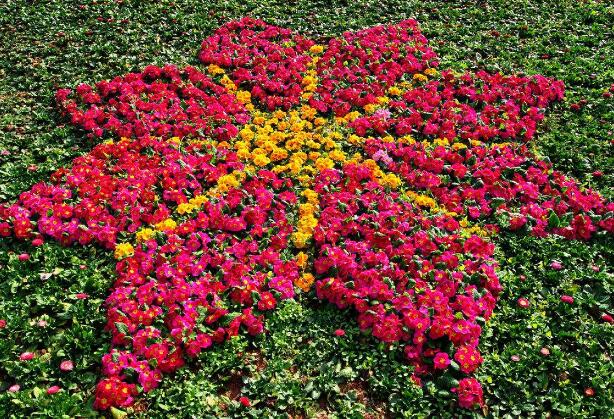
19;352;34;361
433;352;451;370
46;386;61;395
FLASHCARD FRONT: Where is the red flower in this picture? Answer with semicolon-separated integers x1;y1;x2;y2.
334;329;346;337
560;295;574;304
239;396;251;407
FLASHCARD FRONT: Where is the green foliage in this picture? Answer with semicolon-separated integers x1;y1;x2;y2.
0;0;612;417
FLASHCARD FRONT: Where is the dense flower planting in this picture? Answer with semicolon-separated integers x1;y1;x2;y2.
1;17;612;411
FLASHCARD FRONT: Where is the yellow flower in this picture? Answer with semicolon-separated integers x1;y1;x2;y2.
314;117;327;127
303;189;319;205
383;173;402;189
207;64;225;75
302;75;317;86
270;148;288;161
364;103;378;114
424;68;438;77
348;134;362;146
135;228;155;243
114;242;134;260
315;157;334;172
285;138;302;151
388;86;402;96
296;252;308;269
273;110;286;119
293;232;311;249
189;194;208;206
155;218;177;232
253;154;271;167
176;203;196;215
216;174;240;192
236;90;252;104
299;202;315;216
300;105;317;121
433;137;450;147
295;273;315;292
309;44;324;54
329;150;346;162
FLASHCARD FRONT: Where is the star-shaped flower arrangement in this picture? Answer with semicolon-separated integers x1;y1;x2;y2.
1;17;611;410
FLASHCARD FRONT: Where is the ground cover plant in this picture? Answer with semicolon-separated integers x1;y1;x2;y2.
0;1;612;417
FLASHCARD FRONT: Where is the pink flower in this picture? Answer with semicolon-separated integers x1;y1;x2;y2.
453;378;484;409
18;253;30;261
540;347;550;356
433;352;451;370
19;352;34;361
60;360;74;372
8;384;20;392
75;293;89;299
517;297;530;308
560;295;574;304
334;329;346;337
584;388;595;397
46;385;61;395
601;313;613;323
550;261;563;270
0;319;6;329
510;355;520;362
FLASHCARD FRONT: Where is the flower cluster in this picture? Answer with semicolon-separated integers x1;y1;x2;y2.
348;70;565;141
312;164;499;380
56;64;249;140
1;18;612;411
0;137;243;248
309;19;439;116
199;17;316;110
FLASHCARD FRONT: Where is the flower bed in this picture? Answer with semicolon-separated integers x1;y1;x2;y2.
1;17;612;411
